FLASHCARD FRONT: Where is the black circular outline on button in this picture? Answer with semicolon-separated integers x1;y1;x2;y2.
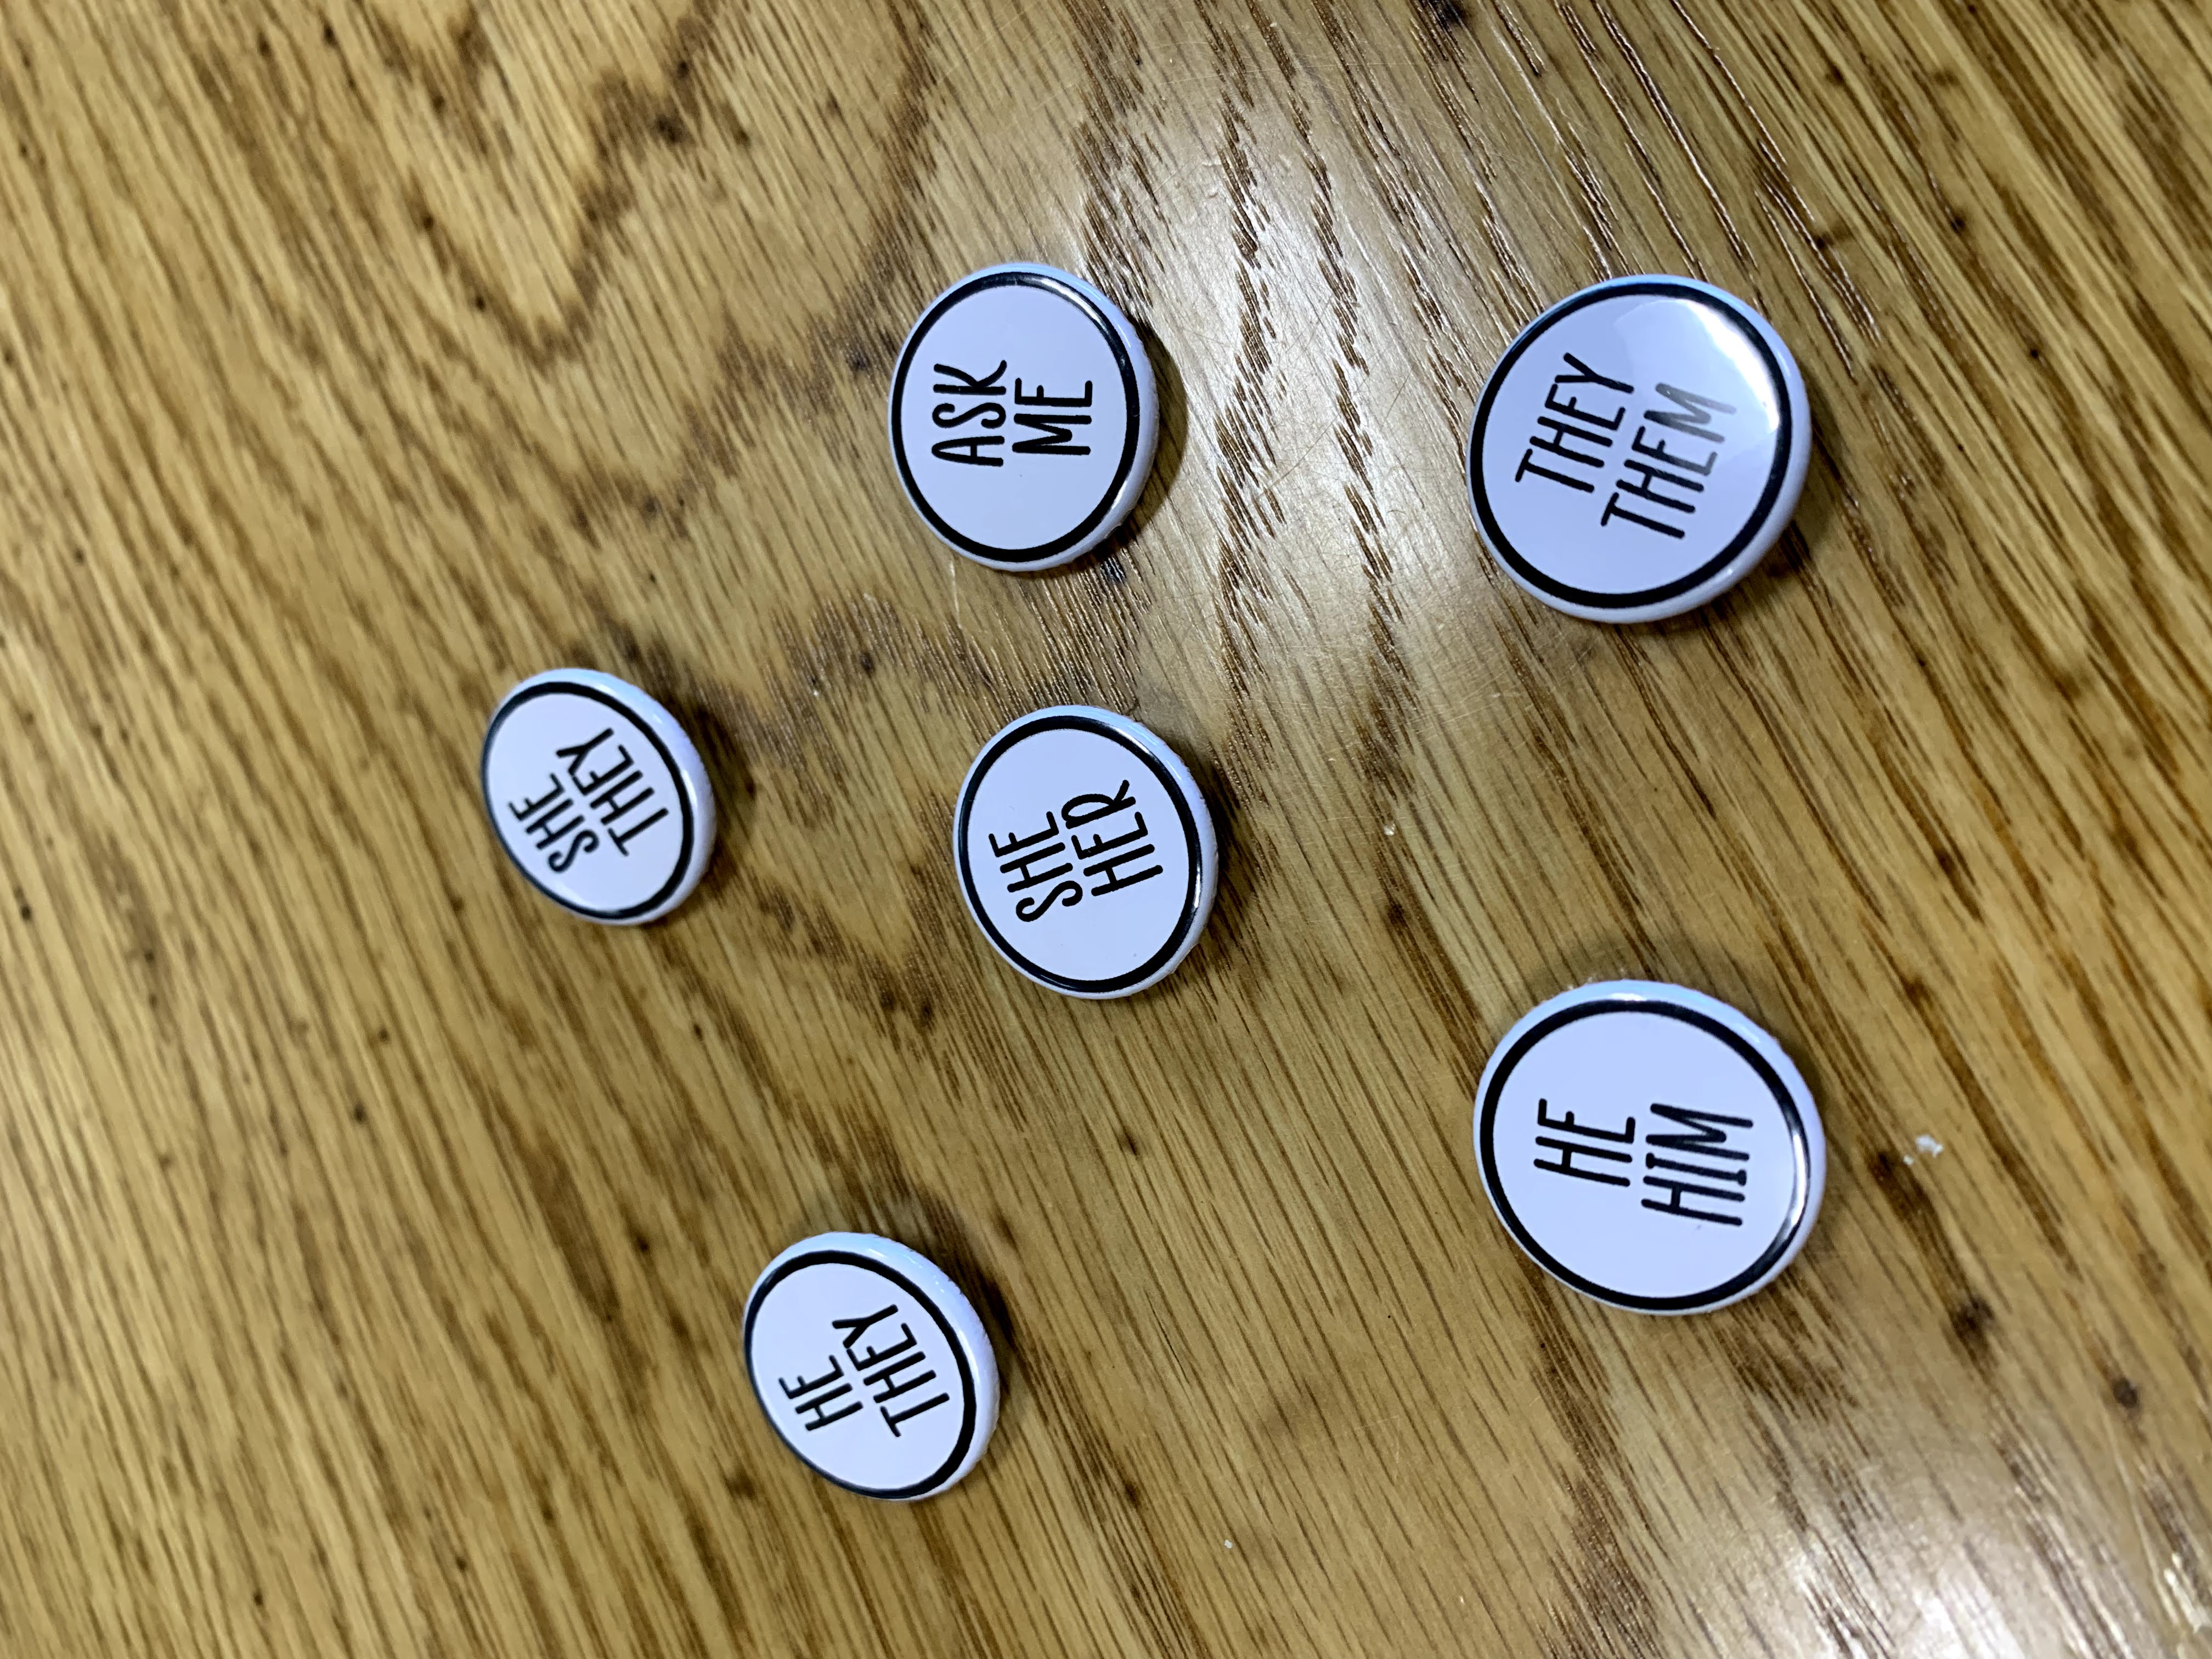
956;712;1203;996
743;1249;980;1501
479;680;697;923
1466;280;1793;611
890;269;1143;566
1477;996;1811;1312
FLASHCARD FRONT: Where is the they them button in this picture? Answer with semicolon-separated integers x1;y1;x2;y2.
1466;276;1812;623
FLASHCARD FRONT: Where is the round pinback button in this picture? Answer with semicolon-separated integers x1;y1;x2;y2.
954;706;1218;1000
1465;276;1811;623
744;1233;1000;1502
1474;981;1825;1314
889;263;1159;571
479;669;715;925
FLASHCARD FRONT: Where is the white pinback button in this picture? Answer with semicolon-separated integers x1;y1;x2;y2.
1465;276;1811;623
955;706;1218;1000
1474;981;1825;1314
889;263;1160;571
744;1233;1000;1502
480;669;715;925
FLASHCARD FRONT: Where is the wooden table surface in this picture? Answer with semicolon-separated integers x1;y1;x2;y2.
3;1;2209;1654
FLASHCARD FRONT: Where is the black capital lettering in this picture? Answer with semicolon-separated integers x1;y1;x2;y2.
1528;415;1613;468
1599;495;1688;538
1640;1172;1746;1225
570;742;637;798
1014;377;1093;408
507;777;566;826
1555;351;1634;394
780;1358;864;1431
833;1307;899;1352
1062;780;1136;828
1015;880;1082;921
1533;1138;1634;1186
555;729;615;782
1646;1103;1752;1160
1011;413;1092;455
1613;456;1706;513
607;806;669;854
1630;425;1718;477
1643;382;1735;440
1071;812;1150;867
932;435;1005;466
1531;1098;1638;1187
546;826;600;871
933;400;1006;430
1536;1099;1636;1142
1514;451;1597;493
932;360;1007;397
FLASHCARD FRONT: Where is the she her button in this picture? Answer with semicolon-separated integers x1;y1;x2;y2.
744;1233;1000;1502
889;263;1160;571
1474;981;1825;1314
954;706;1218;999
479;669;715;925
1465;276;1811;623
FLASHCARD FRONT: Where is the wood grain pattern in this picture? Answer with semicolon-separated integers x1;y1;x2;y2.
0;1;2207;1652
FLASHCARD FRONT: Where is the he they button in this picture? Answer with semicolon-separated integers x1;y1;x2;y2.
744;1233;1000;1502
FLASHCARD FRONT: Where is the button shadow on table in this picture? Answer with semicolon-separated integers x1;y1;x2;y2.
1651;373;1842;635
1025;315;1187;586
564;627;759;908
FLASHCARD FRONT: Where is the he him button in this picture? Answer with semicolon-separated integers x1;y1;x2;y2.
1474;980;1826;1313
743;1233;1000;1502
888;263;1160;571
954;706;1219;999
1465;276;1812;622
479;669;715;924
